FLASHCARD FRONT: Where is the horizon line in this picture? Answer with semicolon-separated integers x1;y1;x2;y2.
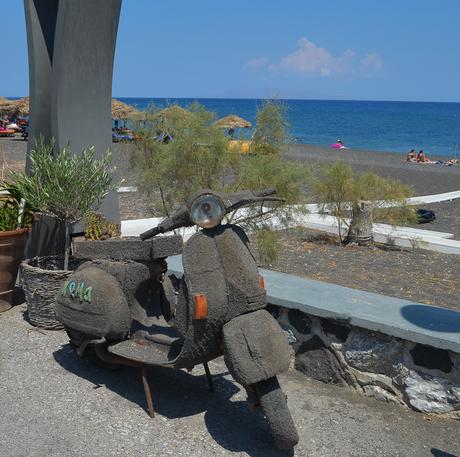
4;95;460;104
113;96;460;104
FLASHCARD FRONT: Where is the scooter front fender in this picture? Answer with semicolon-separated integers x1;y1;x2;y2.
223;310;290;386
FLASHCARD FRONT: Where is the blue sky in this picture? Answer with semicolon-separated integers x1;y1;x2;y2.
2;0;460;102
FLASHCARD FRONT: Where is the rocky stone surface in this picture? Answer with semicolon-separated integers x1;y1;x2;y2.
320;318;351;343
269;303;460;416
343;329;405;378
363;385;401;404
405;371;460;414
288;309;312;335
410;344;454;374
295;336;347;385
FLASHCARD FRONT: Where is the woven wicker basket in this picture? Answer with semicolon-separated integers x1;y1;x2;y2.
21;256;79;330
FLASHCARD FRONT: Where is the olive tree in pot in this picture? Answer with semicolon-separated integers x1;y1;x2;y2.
0;183;33;312
10;140;116;328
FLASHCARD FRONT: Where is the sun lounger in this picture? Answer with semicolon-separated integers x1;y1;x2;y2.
0;128;15;137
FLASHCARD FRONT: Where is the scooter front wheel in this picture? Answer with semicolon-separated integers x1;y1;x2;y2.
254;376;299;450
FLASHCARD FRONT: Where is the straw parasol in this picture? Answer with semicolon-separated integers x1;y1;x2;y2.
0;96;143;121
0;96;30;117
150;105;191;122
111;99;143;120
215;114;252;129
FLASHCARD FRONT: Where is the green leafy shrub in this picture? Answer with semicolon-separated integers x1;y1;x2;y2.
256;229;282;264
314;161;415;244
131;102;310;259
0;182;33;232
251;100;289;155
11;139;116;269
85;211;120;240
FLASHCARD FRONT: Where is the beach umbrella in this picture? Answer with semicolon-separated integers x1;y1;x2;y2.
147;105;192;139
0;97;144;125
0;97;9;118
150;105;191;123
111;99;143;121
215;114;252;129
0;96;29;117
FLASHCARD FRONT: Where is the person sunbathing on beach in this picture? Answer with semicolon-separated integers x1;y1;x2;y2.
417;150;434;163
406;149;417;162
331;139;348;149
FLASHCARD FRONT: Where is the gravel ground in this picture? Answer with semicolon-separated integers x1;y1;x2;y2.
1;304;459;457
258;229;460;312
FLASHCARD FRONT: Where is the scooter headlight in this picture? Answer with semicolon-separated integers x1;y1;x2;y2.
190;194;225;229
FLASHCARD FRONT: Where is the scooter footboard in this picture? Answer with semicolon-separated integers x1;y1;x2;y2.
223;310;290;386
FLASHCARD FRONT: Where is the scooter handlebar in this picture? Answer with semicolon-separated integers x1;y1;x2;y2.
140;188;281;240
139;226;162;240
253;187;277;197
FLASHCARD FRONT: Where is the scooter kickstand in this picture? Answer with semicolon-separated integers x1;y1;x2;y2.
203;362;215;392
141;365;155;418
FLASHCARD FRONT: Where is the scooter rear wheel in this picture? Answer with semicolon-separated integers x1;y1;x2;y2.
254;376;299;450
65;328;92;349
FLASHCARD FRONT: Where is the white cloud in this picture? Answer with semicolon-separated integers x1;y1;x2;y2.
245;37;383;77
360;52;384;73
275;38;355;76
244;57;269;70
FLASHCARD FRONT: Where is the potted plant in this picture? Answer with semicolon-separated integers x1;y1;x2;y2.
10;139;116;328
0;183;33;313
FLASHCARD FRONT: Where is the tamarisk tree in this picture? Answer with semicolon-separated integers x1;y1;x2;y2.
131;101;310;261
314;161;414;245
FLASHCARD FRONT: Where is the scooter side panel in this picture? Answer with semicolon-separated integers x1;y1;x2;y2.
79;259;156;327
223;309;290;386
55;265;131;339
172;231;229;366
214;225;266;314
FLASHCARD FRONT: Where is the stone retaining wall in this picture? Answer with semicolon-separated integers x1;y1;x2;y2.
268;305;460;418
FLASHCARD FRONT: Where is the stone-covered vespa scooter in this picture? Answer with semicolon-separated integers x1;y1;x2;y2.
55;188;299;450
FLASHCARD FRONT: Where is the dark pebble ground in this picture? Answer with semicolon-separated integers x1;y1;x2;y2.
1;137;458;311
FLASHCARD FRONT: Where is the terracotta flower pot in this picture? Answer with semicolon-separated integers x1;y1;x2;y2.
0;228;29;312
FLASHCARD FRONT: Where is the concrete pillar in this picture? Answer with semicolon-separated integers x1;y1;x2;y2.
24;0;59;170
24;0;121;222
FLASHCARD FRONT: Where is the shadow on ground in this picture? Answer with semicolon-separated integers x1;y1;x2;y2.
401;304;460;333
431;448;459;457
53;344;294;457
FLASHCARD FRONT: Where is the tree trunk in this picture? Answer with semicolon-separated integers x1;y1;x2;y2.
64;222;71;271
344;201;373;245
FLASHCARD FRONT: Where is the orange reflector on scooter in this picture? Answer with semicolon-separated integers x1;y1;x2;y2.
193;294;208;319
259;276;265;289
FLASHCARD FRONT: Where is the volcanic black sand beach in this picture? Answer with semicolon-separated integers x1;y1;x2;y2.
1;137;459;310
285;144;460;239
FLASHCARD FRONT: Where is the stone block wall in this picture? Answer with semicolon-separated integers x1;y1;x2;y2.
267;305;460;418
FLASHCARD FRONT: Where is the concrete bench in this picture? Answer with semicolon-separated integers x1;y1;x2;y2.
167;255;460;353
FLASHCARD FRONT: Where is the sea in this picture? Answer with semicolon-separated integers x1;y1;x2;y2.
117;97;460;158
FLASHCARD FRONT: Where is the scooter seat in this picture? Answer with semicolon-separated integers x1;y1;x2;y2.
108;336;183;366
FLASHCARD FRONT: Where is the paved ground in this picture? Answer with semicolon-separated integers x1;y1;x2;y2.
1;305;459;457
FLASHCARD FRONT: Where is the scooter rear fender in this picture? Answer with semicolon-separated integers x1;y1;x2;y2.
223;309;290;386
